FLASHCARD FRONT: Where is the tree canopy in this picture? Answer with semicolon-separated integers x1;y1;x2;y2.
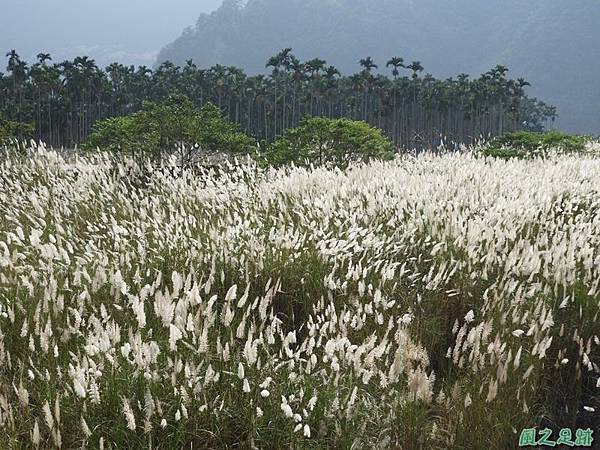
265;117;394;167
1;48;556;151
0;113;33;146
482;131;592;159
84;94;255;163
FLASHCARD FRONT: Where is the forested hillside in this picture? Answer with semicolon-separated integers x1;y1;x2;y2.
157;0;600;134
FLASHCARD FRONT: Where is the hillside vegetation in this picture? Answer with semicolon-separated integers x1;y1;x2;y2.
0;145;599;448
157;0;600;135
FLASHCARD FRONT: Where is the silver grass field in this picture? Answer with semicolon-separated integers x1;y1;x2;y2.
0;144;599;448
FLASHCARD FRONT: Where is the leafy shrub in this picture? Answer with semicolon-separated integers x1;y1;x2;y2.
0;115;34;146
263;117;394;167
84;94;255;163
83;115;149;155
483;131;590;159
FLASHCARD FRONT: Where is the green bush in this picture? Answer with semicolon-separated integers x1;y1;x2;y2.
263;117;394;167
83;115;150;155
483;130;590;159
84;94;255;162
0;115;34;146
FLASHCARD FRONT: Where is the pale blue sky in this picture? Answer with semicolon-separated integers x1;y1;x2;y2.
0;0;222;68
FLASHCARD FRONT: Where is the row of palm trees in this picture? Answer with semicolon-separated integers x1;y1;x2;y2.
1;48;557;149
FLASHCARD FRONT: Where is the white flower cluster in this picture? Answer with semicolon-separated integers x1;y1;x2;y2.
0;144;598;448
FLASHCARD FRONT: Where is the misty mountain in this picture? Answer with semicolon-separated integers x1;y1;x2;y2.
157;0;600;134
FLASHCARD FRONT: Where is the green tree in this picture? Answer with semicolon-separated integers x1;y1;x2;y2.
84;94;255;164
264;116;394;167
483;130;589;159
1;48;557;150
0;113;34;146
83;115;152;157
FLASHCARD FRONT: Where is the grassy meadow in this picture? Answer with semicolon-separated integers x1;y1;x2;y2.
0;143;600;448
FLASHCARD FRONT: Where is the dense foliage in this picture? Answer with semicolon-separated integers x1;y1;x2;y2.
84;94;255;163
264;117;394;167
483;131;592;159
1;49;556;149
158;0;600;135
1;144;600;448
0;113;33;145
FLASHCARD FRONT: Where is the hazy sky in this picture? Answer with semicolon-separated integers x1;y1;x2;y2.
0;0;222;68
